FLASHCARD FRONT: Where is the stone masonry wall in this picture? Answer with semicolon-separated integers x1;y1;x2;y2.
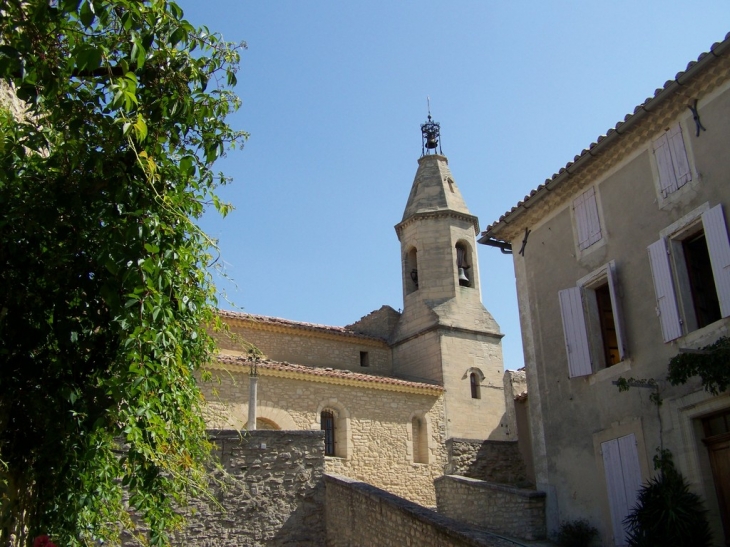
173;430;325;547
324;474;517;547
213;323;392;374
201;368;447;506
445;438;530;487
435;475;546;541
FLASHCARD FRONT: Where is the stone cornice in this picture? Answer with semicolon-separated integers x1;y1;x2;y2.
391;323;504;348
395;210;480;239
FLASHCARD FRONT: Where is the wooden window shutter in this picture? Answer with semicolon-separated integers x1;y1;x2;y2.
702;204;730;318
558;287;592;377
647;238;683;342
653;133;678;196
602;434;643;546
574;187;602;250
607;262;627;361
667;124;691;188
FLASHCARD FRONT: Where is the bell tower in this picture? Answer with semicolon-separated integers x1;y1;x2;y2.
392;114;508;440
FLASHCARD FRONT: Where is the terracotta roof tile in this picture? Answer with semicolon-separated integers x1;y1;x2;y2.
217;309;386;342
214;354;443;393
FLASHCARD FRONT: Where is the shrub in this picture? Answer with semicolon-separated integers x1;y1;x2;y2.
624;452;712;547
556;519;598;547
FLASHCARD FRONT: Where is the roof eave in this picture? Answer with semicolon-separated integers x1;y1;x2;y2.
480;33;730;244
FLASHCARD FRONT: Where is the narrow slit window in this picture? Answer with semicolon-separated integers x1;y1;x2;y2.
470;372;481;399
321;410;335;456
359;351;369;367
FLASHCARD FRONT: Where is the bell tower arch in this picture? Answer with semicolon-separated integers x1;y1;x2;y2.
392;115;507;440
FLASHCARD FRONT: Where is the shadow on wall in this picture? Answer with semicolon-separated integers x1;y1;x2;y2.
445;438;532;488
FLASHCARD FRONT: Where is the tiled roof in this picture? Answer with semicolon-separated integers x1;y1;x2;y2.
482;33;730;239
214;353;443;394
217;309;387;342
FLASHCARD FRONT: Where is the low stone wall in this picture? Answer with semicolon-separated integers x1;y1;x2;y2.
435;475;546;541
173;430;326;546
445;438;530;487
324;474;517;547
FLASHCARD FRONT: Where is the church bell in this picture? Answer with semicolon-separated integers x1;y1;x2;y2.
458;267;469;284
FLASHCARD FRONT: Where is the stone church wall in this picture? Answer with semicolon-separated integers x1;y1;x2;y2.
201;367;447;506
214;323;392;374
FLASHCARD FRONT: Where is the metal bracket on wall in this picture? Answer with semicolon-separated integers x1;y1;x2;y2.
518;227;531;257
687;99;706;137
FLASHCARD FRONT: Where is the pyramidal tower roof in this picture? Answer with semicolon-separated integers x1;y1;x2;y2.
401;154;473;221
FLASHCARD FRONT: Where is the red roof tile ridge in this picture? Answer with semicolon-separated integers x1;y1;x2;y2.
214;354;443;391
216;309;383;339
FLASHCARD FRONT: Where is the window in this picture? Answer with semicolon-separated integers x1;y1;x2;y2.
652;123;691;198
456;241;473;288
559;261;626;377
359;351;369;367
470;372;481;399
574;187;603;251
648;204;730;342
321;410;335;456
601;434;643;546
406;247;419;294
411;416;429;464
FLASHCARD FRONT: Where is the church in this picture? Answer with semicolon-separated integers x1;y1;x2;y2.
201;117;512;506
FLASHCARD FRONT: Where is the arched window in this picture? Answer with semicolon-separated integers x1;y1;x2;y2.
411;416;429;464
406;247;419;294
256;417;280;430
456;242;473;287
470;372;481;399
321;410;336;456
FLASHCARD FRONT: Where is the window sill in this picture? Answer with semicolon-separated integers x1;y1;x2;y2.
589;359;632;385
677;317;730;348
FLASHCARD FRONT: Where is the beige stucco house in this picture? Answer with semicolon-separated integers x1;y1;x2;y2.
480;34;730;546
203;144;511;506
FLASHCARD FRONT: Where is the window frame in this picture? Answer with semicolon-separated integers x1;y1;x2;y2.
321;410;336;456
573;186;604;252
647;203;730;342
559;261;627;378
652;123;692;198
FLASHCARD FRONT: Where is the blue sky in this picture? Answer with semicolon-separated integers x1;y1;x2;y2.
177;1;730;370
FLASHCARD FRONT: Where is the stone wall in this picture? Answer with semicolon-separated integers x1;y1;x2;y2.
347;305;402;340
213;320;392;374
435;475;546;541
445;438;530;487
201;367;447;506
324;474;517;547
173;430;326;547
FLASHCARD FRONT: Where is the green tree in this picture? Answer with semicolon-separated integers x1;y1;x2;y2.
0;1;246;545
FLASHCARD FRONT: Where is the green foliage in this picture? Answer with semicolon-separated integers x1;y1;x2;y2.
624;451;712;547
555;519;598;547
668;336;730;394
0;1;246;545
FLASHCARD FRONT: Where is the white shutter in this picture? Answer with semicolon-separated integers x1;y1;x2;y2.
702;204;730;317
574;191;590;249
653;133;677;196
574;187;602;250
667;124;691;188
558;287;592;377
602;434;643;546
647;239;683;342
607;262;627;361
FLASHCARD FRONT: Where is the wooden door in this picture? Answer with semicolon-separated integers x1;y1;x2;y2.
704;432;730;546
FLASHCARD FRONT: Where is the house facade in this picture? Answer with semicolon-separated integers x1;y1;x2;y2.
480;34;730;546
202;143;512;506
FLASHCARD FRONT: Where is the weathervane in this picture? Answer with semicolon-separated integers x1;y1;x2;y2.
421;97;442;156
